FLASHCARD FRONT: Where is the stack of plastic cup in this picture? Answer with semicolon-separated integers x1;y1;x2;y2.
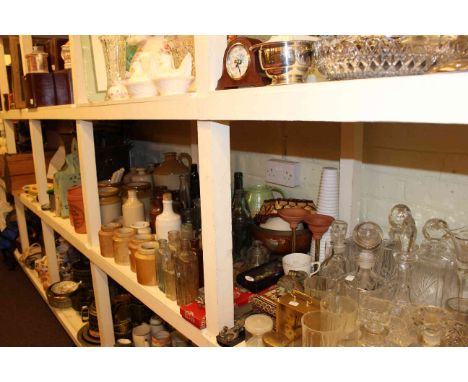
311;167;339;262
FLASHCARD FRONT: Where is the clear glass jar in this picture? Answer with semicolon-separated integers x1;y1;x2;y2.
244;314;274;347
113;227;136;265
245;240;270;270
26;46;49;73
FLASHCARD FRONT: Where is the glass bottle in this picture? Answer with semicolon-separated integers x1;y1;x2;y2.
190;164;200;201
231;172;252;262
411;218;458;307
149;187;167;234
175;238;199;306
191;238;204;288
155;192;181;241
179;173;191;210
157;239;170;293
165;230;180;301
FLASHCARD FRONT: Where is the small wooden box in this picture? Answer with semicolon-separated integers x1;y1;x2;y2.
53;69;73;105
0;152;54;194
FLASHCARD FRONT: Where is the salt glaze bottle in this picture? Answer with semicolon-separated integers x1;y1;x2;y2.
122;189;144;228
155;192;181;240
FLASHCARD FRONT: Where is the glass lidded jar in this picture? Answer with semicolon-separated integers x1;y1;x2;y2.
129;233;153;272
244;314;274;347
175;238;199;306
26;46;49;73
113;227;136;265
99;222;122;258
135;241;159;286
122;182;152;221
99;186;122;225
245;240;270;270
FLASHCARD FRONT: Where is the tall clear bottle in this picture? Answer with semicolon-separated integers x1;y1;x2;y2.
164;230;180;301
175;238;199;306
157;239;170;293
231;172;252;262
320;220;348;279
155;192;181;241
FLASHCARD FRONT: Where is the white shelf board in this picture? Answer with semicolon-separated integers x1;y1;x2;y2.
19;193;218;347
13;249;83;347
3;72;468;124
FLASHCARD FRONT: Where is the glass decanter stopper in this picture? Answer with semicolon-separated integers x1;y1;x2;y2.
388;204;412;250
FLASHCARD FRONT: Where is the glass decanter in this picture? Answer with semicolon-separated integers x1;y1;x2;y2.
320;220;348;280
99;35;129;101
374;204;412;281
390;215;418;316
410;218;458;308
175;238;199;306
340;222;388;301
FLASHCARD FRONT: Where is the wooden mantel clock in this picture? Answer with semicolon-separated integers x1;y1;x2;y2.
216;37;271;90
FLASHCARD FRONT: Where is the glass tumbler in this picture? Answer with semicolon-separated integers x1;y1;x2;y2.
446;297;468;324
320;294;358;339
304;275;337;302
301;310;345;347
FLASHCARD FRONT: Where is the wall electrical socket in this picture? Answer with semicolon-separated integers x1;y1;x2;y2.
265;159;301;187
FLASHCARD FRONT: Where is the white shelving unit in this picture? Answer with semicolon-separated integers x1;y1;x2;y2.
13;249;83;346
2;35;468;347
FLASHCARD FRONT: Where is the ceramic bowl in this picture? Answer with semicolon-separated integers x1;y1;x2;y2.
250;224;312;255
126;79;158;98
260;216;304;231
154;76;194;96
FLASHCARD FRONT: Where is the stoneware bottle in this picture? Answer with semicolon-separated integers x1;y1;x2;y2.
122;189;145;227
155;192;181;241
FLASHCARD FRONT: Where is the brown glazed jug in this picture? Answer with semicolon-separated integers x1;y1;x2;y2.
152;152;192;191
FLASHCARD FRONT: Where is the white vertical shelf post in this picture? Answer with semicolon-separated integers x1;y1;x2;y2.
19;36;33;76
29;120;48;206
195;36;234;335
69;36;88;104
29;119;60;283
198;121;234;335
339;123;363;234
90;263;114;347
4;120;17;154
14;196;29;253
0;38;9;110
75;119;114;346
75;120;101;248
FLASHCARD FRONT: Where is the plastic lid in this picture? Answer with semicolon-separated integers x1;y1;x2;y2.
244;314;274;336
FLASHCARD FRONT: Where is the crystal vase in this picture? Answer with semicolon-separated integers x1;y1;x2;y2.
99;35;129;101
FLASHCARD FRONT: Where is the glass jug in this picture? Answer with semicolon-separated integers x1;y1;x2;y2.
245;184;285;218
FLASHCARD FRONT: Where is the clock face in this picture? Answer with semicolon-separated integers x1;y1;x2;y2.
226;43;251;80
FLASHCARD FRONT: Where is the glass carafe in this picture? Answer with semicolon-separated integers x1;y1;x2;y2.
175;238;199;306
411;219;458;308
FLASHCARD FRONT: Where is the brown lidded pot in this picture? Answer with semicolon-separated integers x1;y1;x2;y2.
129;234;154;272
99;222;123;258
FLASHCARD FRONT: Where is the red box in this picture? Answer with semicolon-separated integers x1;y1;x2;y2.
180;287;253;329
